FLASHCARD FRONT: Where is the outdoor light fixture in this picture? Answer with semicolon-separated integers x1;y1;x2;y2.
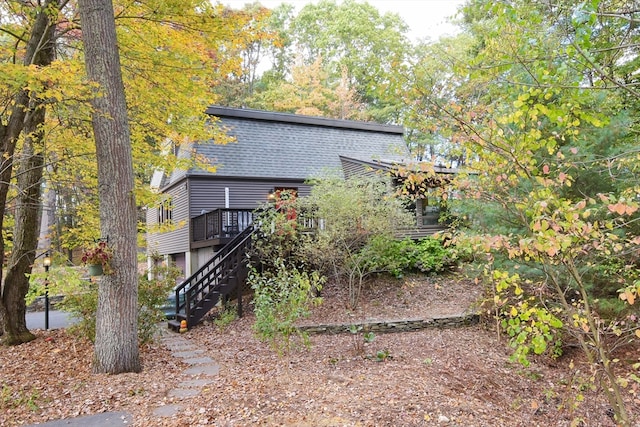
43;252;51;330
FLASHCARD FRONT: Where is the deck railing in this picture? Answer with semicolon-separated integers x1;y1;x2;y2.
191;208;254;243
170;225;254;330
191;206;445;248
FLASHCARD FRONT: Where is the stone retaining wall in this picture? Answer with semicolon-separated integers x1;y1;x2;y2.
298;313;479;335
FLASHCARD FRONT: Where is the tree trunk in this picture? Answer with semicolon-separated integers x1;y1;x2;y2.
78;0;141;374
2;106;47;345
0;0;58;344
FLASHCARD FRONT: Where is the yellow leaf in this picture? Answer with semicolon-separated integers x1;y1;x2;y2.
635;330;640;339
510;306;518;317
626;291;635;305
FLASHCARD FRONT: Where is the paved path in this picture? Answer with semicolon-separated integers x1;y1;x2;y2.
26;310;77;330
24;412;133;426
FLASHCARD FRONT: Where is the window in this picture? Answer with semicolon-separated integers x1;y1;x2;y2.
157;198;173;225
421;191;441;226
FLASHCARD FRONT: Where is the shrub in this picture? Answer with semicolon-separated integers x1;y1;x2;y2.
414;237;451;273
58;265;180;344
59;278;99;341
250;204;309;272
298;176;413;308
250;260;324;356
137;265;181;344
357;236;415;278
27;264;86;306
358;235;464;278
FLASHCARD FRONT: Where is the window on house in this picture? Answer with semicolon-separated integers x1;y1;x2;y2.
157;198;173;225
421;191;441;226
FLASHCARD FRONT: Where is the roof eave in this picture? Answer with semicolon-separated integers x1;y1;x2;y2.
205;105;404;135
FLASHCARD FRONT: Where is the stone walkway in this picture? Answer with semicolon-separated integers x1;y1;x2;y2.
26;329;220;426
151;331;221;418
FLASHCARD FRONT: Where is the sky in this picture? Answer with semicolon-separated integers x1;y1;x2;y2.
221;0;466;41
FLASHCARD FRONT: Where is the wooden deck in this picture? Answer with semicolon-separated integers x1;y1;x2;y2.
190;207;447;249
190;208;254;249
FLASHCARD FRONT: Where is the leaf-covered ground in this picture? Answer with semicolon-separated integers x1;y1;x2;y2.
2;273;638;426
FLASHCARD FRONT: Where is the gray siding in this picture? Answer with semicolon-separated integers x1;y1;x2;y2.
341;157;376;179
147;180;190;256
188;177;311;217
148;177;312;256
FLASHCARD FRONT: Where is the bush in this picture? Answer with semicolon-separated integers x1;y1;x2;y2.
250;260;324;356
414;237;451;273
59;278;98;340
250;204;309;272
137;265;182;344
27;264;86;306
58;265;180;344
298;176;414;308
358;235;464;278
357;236;415;278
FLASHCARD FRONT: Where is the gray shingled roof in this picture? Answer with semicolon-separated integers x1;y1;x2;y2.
186;106;410;180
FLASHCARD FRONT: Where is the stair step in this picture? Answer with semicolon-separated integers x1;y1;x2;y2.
167;227;253;333
167;319;181;332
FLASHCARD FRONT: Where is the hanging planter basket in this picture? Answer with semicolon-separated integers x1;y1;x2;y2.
88;264;104;276
82;240;113;276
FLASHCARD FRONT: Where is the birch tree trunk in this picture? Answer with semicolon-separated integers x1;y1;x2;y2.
77;0;141;374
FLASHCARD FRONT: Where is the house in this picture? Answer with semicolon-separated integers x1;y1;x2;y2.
146;106;418;278
147;106;458;330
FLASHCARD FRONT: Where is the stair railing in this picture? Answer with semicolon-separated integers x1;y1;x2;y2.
172;225;255;328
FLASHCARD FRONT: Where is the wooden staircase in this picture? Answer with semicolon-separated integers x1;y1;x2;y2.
167;225;254;332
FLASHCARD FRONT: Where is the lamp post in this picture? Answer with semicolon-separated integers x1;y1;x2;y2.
43;252;51;330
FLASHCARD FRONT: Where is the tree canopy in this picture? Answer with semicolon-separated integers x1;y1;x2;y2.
413;1;640;423
0;0;269;344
